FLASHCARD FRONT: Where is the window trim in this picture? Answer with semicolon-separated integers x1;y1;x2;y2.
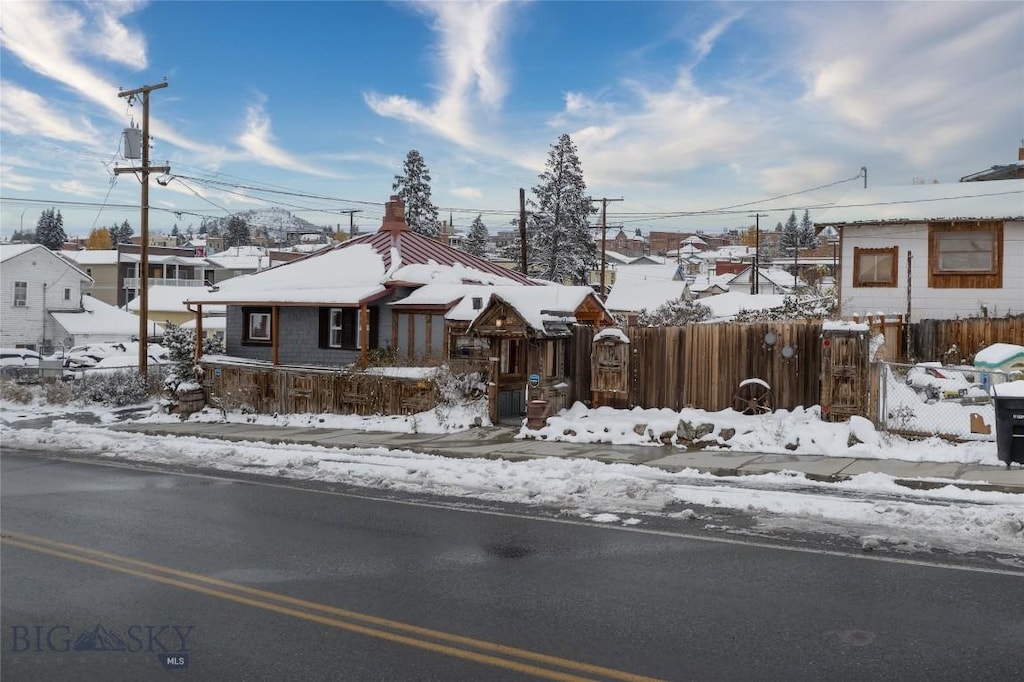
928;220;1003;289
242;307;273;345
13;281;27;307
852;246;898;287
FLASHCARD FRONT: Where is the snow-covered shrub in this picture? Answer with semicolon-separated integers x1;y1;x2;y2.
74;369;152;406
43;380;75;405
0;380;33;404
734;293;836;321
637;299;712;326
431;365;487;428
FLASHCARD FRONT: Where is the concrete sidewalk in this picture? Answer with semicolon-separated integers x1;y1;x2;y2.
108;421;1024;494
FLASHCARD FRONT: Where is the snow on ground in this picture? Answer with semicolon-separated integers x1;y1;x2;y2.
522;402;1001;466
2;392;1022;559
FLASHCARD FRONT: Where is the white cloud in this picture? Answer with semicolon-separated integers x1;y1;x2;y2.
795;2;1023;167
235;98;337;178
364;0;516;149
451;186;483;199
0;84;102;145
52;180;100;198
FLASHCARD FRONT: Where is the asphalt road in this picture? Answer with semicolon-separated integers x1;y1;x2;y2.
2;450;1022;681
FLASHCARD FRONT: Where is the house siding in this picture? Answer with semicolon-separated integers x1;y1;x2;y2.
839;220;1024;322
1;247;91;349
225;298;396;367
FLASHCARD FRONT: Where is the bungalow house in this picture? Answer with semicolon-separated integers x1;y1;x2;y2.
816;179;1024;322
0;244;93;352
725;266;806;295
184;195;536;370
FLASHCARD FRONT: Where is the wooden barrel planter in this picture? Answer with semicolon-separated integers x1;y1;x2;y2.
177;388;207;418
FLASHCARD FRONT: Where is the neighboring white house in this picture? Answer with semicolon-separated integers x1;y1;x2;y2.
725;266;805;295
816;179;1024;322
0;244;93;350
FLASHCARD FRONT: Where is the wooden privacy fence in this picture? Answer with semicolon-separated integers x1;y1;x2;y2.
910;317;1024;362
202;359;440;416
572;321;824;412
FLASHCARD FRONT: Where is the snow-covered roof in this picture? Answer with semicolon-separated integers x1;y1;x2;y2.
0;244;39;262
612;263;682;283
60;249;119;265
181;316;226;331
726;267;806;289
51;294;163;336
204;246;272;271
390;262;523;286
185;244;388;305
0;243;92;281
594;327;629;344
479;286;603;332
120;253;209;266
702;292;788;320
816;179;1024;225
185;196;535;306
605;280;687;313
129;285;227;314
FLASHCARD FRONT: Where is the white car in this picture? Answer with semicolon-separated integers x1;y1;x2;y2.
0;348;42;380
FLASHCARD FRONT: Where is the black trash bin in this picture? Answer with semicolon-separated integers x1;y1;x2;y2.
992;388;1024;467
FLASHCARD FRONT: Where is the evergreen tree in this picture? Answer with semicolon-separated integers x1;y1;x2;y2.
779;211;799;255
527;133;597;284
392;150;440;237
110;219;134;245
798;209;817;248
170;224;181;244
85;227;113;250
224;215;250;248
463;214;490;257
198;221;208;236
34;208;67;249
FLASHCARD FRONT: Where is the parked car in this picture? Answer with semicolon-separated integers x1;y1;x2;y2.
0;348;42;381
904;363;988;404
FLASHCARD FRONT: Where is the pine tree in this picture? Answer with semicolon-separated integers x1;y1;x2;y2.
798;209;817;248
85;227;113;250
224;215;250;248
392;150;440;238
779;211;799;255
110;220;134;245
34;208;67;249
463;214;490;257
528;133;597;284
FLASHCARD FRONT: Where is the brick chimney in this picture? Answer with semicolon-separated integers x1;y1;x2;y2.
379;195;409;233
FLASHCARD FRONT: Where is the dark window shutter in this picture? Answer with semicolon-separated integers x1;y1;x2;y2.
318;307;330;348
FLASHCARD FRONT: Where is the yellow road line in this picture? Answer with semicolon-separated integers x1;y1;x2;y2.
2;530;663;682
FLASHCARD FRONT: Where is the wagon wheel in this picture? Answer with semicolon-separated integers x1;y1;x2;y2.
732;380;775;415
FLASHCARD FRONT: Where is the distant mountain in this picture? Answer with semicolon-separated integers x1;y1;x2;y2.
202;208;321;241
73;624;128;651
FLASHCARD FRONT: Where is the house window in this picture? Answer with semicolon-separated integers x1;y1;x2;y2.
318;307;364;350
500;339;524;375
243;307;272;344
64;288;71;301
545;340;565;377
13;281;27;306
853;247;898;287
929;221;1002;289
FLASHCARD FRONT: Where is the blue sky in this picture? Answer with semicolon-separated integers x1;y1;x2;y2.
2;1;1022;239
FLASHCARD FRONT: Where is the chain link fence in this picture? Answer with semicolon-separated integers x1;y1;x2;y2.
877;361;1021;441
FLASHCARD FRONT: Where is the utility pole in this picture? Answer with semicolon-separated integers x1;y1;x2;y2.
748;213;768;295
862;166;868;189
337;209;362;238
115;80;169;376
519;188;528;274
595;197;623;299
